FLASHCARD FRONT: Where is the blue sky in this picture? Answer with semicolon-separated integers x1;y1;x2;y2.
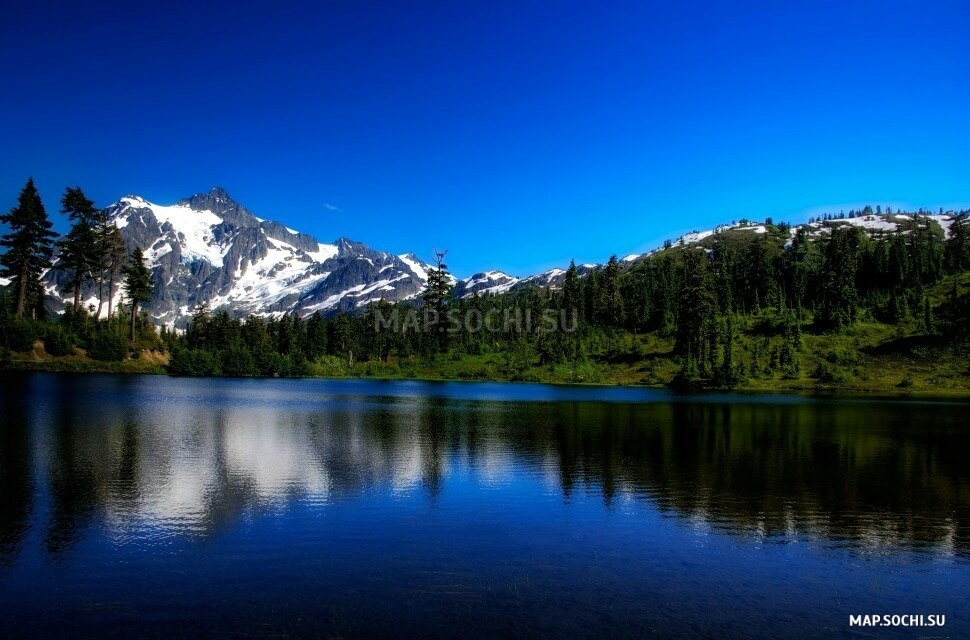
1;0;967;277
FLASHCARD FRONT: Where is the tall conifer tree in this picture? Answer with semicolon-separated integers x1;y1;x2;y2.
122;247;154;341
57;186;99;310
104;226;128;316
423;249;453;353
817;227;861;330
0;178;57;317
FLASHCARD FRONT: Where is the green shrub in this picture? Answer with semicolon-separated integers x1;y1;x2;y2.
219;346;257;376
3;319;37;352
310;354;349;377
44;326;75;357
274;354;302;377
169;348;221;376
812;362;852;385
363;360;401;377
89;331;128;361
826;346;860;366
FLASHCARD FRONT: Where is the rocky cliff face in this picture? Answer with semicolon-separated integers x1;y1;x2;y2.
45;188;435;327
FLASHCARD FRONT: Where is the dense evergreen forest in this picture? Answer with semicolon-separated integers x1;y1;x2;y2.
161;212;970;392
3;178;970;392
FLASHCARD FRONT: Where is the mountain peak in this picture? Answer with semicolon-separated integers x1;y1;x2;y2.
203;186;233;206
173;187;262;228
177;187;240;212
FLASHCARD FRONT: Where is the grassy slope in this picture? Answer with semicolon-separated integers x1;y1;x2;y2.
301;324;970;397
9;324;968;395
6;340;168;374
10;340;967;396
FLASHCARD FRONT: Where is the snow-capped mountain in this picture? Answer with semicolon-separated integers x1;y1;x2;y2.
616;211;965;264
454;270;519;298
469;211;966;294
37;188;965;327
453;264;601;299
514;263;599;290
45;188;436;326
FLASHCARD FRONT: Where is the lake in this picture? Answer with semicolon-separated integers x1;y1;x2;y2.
1;373;968;638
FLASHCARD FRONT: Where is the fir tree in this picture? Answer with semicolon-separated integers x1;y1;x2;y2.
675;250;715;368
423;249;453;353
56;186;99;310
122;247;154;342
562;260;580;316
0;178;57;317
103;226;128;317
817;227;861;331
945;218;970;273
91;208;114;317
598;255;622;326
305;311;328;360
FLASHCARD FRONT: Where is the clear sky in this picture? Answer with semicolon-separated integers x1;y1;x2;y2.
1;0;967;277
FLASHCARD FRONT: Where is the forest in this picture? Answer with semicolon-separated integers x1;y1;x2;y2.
2;178;970;393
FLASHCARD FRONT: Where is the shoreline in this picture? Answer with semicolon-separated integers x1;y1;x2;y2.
6;357;970;401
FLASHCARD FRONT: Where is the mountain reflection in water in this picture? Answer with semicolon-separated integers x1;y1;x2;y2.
1;373;967;567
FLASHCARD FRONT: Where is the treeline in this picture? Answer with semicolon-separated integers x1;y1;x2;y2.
1;179;157;363
167;213;970;385
615;217;970;383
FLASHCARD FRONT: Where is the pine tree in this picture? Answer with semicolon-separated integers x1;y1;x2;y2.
817;227;861;331
423;249;453;353
305;311;328;360
0;178;57;317
103;226;128;317
562;260;580;315
945;218;970;273
598;255;622;326
56;186;99;310
675;250;715;368
187;302;211;349
91;208;113;317
122;247;154;342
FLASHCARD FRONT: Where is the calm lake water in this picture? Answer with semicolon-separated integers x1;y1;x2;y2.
1;373;968;639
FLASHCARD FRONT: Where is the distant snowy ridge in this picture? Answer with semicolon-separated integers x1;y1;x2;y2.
494;210;967;293
33;190;966;326
455;270;520;298
613;212;962;266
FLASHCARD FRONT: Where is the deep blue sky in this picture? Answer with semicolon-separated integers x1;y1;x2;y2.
2;1;967;277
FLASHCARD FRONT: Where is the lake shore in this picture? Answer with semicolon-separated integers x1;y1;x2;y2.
6;346;970;399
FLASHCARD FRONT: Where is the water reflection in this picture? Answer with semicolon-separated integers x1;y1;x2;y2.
0;381;32;568
0;374;968;566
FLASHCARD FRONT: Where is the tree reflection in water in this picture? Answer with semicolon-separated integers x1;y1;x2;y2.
0;374;967;568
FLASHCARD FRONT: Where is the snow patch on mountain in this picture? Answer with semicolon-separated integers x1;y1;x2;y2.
459;270;519;298
398;253;429;281
838;215;898;232
678;230;714;245
207;236;333;314
738;225;767;234
304;274;410;312
143;201;228;264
